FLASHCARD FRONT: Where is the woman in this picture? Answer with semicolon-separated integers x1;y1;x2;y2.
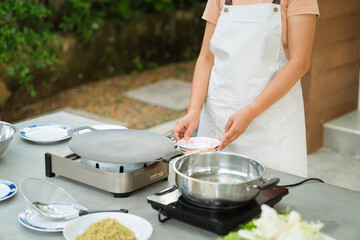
173;0;319;177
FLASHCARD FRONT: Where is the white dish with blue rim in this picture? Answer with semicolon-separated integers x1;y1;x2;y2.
18;208;68;232
19;124;71;143
18;203;87;232
0;179;17;201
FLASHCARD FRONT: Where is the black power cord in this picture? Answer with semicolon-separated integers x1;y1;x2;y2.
279;177;325;188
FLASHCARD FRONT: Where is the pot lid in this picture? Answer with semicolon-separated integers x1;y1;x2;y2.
68;127;175;164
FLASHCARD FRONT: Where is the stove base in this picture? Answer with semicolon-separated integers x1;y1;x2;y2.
45;147;169;198
147;185;288;235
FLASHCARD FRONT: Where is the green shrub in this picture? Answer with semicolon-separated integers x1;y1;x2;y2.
0;0;204;97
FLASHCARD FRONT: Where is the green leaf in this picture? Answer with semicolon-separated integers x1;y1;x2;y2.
239;219;257;230
278;205;291;215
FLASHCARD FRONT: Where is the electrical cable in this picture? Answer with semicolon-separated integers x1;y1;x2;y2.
279;177;325;188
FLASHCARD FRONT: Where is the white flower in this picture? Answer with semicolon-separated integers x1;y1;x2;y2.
237;205;325;240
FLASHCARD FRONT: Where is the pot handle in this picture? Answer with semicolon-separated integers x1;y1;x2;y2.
67;126;98;136
160;150;184;163
252;178;280;190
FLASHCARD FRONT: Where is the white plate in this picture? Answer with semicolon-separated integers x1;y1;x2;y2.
18;208;70;232
0;179;17;201
63;212;153;240
20;124;71;143
177;137;220;151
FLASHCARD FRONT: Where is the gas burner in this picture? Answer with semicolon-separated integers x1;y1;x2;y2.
80;157;147;173
45;147;169;198
147;185;288;235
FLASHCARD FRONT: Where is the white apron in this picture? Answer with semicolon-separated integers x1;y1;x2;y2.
198;0;308;177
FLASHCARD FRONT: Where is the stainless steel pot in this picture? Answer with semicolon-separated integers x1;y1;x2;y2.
173;151;279;209
0;121;17;157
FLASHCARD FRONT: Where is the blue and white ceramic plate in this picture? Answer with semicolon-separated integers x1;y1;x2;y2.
19;124;71;143
18;209;68;232
0;179;17;201
18;203;87;232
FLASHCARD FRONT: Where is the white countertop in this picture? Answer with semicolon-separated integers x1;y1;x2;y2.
1;111;359;239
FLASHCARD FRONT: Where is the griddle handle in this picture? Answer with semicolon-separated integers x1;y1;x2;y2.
160;150;184;163
68;126;97;136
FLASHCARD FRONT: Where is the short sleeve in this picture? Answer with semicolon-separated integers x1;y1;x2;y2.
287;0;320;18
202;0;222;24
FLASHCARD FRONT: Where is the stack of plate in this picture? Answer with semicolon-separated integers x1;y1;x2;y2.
177;137;220;152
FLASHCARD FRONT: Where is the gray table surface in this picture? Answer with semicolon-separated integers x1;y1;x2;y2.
0;112;359;240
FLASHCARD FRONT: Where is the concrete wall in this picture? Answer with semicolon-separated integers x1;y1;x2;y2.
302;0;360;153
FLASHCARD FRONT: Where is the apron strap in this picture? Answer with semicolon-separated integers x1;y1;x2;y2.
272;0;281;4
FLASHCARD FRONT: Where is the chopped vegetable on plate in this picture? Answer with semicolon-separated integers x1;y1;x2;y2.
217;205;327;240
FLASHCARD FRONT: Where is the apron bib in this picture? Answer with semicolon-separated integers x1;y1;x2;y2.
198;0;308;177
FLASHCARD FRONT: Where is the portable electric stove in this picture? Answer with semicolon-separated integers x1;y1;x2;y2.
45;147;169;198
147;185;288;235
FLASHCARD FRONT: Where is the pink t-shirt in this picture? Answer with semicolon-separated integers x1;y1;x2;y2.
202;0;320;58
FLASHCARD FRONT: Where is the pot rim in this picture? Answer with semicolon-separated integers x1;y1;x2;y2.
172;151;266;186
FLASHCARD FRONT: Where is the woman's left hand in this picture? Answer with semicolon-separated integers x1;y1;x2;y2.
219;106;256;150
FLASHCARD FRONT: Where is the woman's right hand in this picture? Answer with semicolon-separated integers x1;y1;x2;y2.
173;111;200;141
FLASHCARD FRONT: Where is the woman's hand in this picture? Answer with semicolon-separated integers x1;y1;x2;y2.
219;106;256;150
173;111;200;141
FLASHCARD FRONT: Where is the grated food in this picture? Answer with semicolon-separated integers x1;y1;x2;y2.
76;218;137;240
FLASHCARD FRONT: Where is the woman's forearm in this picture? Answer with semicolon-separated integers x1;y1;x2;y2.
249;14;316;119
173;22;216;140
187;21;216;115
187;55;214;114
249;59;309;118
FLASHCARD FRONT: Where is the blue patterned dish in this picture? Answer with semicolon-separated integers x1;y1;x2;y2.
19;124;71;143
18;208;68;232
0;179;17;201
18;202;87;232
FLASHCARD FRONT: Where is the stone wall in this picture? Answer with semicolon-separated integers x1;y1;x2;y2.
302;0;360;153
